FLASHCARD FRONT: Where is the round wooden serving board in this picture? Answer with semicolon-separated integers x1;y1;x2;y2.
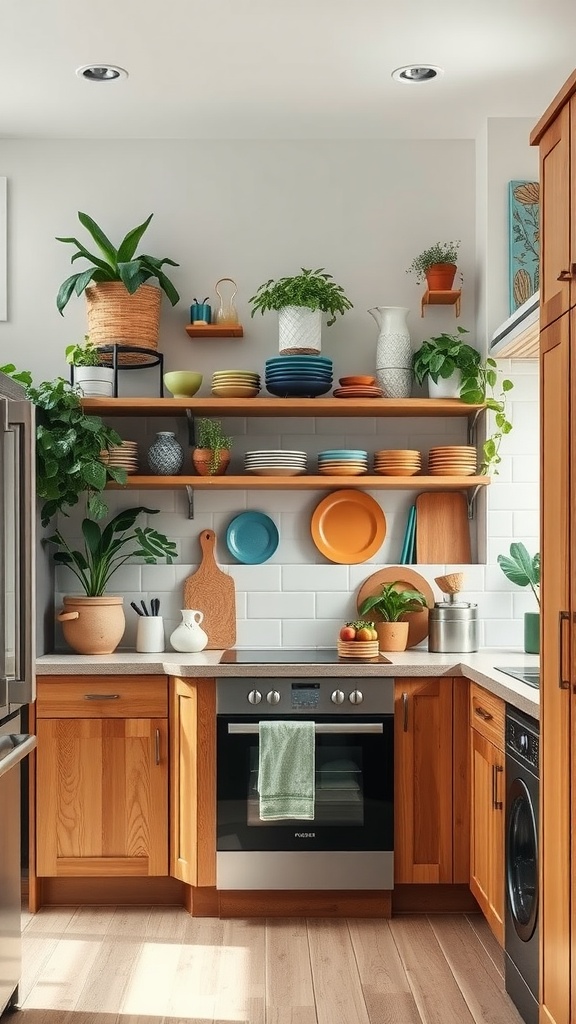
355;566;435;649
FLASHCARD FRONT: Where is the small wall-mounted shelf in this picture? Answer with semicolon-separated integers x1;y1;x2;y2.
185;324;244;338
421;289;462;317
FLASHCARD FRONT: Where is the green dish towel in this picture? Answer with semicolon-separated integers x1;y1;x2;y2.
258;720;315;820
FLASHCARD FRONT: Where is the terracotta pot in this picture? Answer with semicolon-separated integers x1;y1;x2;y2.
376;620;410;652
57;596;126;655
425;263;457;291
192;448;231;476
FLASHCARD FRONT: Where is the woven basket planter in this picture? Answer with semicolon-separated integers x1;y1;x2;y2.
85;282;162;365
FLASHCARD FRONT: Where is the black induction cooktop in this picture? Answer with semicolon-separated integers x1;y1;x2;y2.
219;648;391;664
494;666;540;689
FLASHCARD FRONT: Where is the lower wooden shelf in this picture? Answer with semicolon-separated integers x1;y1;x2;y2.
110;474;490;490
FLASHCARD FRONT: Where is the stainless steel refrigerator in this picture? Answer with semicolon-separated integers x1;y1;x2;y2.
0;371;37;1014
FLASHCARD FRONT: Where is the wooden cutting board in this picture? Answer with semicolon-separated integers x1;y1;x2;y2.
183;530;236;649
415;492;471;564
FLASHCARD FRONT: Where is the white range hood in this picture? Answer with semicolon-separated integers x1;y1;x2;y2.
490;291;540;358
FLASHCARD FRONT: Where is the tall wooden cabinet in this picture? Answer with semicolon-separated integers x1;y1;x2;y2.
469;683;505;945
531;70;576;1024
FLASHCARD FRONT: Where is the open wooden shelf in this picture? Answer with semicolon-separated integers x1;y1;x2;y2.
421;289;462;317
185;323;244;338
109;474;490;491
82;396;484;420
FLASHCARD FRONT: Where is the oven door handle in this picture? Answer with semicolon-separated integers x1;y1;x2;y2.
227;723;384;735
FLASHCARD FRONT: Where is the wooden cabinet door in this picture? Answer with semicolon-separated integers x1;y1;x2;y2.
540;314;572;1024
394;678;453;883
470;728;504;944
170;677;216;887
36;717;168;877
539;103;572;328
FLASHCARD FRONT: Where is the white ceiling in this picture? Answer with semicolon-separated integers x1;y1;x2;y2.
2;0;575;140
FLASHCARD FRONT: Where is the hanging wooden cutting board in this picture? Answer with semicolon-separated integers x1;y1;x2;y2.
183;530;236;649
415;492;471;564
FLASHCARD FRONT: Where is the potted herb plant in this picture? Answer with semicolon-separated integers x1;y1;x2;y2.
49;506;177;655
406;240;461;291
65;335;116;397
56;212;180;364
249;267;353;354
192;417;233;476
358;582;427;652
497;542;540;654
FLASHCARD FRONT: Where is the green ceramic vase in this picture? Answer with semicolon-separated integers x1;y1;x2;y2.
524;611;540;655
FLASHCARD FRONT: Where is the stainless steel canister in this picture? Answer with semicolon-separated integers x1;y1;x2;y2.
428;600;479;653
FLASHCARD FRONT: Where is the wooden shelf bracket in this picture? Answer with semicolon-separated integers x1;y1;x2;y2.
421;289;462;317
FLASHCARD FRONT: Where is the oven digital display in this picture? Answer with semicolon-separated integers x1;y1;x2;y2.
291;683;321;709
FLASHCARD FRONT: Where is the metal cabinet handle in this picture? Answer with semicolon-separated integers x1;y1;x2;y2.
402;692;409;732
559;611;570;689
557;268;573;281
155;728;161;765
492;764;503;810
474;706;493;721
84;694;120;701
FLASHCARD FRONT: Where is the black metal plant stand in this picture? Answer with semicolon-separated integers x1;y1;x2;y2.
70;344;164;397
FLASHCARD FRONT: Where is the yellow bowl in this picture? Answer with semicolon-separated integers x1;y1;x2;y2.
164;371;203;398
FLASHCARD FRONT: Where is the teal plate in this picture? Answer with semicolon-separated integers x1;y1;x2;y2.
226;511;280;564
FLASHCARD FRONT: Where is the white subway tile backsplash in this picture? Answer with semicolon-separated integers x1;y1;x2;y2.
512;592;539;616
236;619;282;647
487;511;514;536
282;564;349;591
282;619;339;647
227;564;282;591
247;592;315;619
315;591;358;620
488;483;538;511
512;511;540;538
141;564;177;590
484;618;524;648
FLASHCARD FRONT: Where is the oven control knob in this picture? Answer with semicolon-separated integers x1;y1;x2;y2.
247;689;262;705
349;689;364;705
331;690;345;705
267;690;281;705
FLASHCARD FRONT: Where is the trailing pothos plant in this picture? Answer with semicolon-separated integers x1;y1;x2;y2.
0;364;127;526
459;357;514;475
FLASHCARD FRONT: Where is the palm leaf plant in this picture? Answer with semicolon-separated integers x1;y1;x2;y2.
359;583;427;621
497;542;540;606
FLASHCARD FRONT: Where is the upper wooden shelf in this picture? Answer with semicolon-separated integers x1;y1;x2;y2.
82;396;484;419
421;289;461;317
185;324;244;338
109;474;491;491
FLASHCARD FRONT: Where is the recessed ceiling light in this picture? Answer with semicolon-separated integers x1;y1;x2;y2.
392;65;443;84
76;64;128;83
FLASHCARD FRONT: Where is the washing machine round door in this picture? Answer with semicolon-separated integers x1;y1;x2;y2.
506;776;538;942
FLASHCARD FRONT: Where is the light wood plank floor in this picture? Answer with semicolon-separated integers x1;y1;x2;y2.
10;908;524;1024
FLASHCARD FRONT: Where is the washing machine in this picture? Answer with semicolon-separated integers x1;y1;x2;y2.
505;705;539;1024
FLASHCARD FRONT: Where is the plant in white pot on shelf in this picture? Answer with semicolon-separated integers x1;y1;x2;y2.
65;335;116;397
48;506;177;656
358;582;427;652
249;267;353;354
497;543;540;654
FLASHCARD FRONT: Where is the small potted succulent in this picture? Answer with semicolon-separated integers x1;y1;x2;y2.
65;335;116;397
497;542;540;654
358;582;427;652
249;267;353;354
406;240;461;290
192;417;233;476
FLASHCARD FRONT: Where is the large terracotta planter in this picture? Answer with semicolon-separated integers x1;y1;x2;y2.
85;282;162;364
57;596;126;655
192;448;231;476
425;263;457;291
376;620;410;652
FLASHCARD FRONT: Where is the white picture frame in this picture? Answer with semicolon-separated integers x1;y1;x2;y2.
0;178;6;320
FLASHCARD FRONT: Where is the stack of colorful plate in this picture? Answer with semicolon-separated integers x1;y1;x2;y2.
99;440;139;474
212;369;261;398
318;449;368;475
333;375;383;399
244;450;308;476
373;449;422;476
428;446;477;476
265;356;333;397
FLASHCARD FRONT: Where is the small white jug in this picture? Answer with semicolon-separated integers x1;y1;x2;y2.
169;609;208;653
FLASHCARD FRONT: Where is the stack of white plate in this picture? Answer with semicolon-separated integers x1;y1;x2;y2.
99;440;139;474
212;370;261;398
317;449;368;475
244;450;308;477
374;449;422;476
428;445;477;476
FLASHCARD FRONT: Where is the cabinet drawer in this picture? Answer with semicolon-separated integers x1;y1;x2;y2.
469;682;504;750
36;676;168;718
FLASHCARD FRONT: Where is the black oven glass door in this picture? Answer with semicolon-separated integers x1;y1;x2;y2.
217;714;393;852
506;776;538;942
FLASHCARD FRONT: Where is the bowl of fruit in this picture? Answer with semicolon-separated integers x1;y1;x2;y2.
337;620;380;659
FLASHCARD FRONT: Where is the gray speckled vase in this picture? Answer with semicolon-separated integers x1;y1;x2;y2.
147;431;184;475
368;305;413;398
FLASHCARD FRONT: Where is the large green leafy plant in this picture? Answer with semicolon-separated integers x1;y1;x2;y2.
359;583;427;622
497;543;540;606
46;506;177;597
412;327;481;385
56;212;180;314
0;364;126;526
249;267;353;326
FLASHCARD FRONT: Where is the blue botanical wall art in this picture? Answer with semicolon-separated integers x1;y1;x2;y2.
509;180;540;314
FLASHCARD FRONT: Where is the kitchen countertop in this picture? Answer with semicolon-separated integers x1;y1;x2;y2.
36;647;540;719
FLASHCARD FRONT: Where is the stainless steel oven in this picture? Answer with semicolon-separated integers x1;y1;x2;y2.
216;676;394;891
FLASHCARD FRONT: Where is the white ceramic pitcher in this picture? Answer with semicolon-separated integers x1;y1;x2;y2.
169;609;208;653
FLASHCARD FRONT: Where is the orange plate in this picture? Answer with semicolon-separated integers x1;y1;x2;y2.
310;489;386;564
356;566;435;649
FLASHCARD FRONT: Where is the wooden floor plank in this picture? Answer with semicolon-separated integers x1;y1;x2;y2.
390;917;476;1024
213;918;266;1024
163;915;225;1022
465;913;505;979
117;907;189;1019
348;919;423;1024
266;918;317;1024
429;916;523;1024
307;919;370;1024
20;907;79;1003
73;907;152;1015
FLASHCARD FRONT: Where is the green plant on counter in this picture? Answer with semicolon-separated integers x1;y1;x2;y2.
195;417;233;474
0;364;127;526
46;506;177;597
412;326;481;386
497;542;540;606
249;267;353;326
406;240;461;285
56;211;180;314
358;583;427;622
65;335;101;367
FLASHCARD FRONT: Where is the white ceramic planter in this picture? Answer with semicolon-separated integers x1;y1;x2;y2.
428;370;462;399
368;306;413;398
73;366;115;397
278;306;322;354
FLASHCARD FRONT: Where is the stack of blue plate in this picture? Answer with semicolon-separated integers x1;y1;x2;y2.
265;355;333;398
